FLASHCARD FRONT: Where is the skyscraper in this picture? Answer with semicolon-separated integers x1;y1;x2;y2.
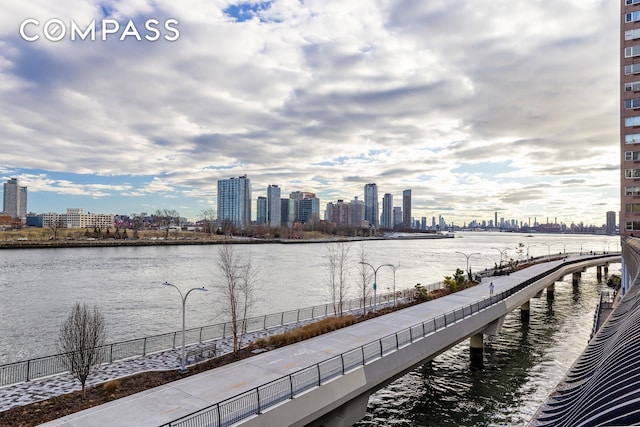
381;193;393;228
3;178;27;220
350;196;365;227
622;1;640;236
267;185;281;228
217;175;252;228
402;189;412;228
364;183;378;228
256;196;267;225
606;211;617;235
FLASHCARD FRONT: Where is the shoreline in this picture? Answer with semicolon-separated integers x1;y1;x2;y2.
0;233;454;250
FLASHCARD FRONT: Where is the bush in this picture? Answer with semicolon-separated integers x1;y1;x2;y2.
103;379;121;394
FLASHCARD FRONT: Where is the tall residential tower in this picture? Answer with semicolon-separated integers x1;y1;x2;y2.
364;183;378;228
217;175;252;228
622;1;640;236
3;178;27;220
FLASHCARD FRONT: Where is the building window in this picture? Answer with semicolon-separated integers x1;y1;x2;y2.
626;11;640;23
626;221;640;231
626;134;640;144
626;46;640;58
626;186;640;196
627;0;640;6
626;116;640;127
625;81;640;92
626;98;640;110
626;151;640;161
626;203;640;213
625;168;640;178
625;63;640;75
627;29;640;41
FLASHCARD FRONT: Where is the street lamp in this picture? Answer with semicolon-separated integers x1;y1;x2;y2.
359;262;393;312
162;282;207;373
455;251;480;279
389;264;399;307
491;247;508;267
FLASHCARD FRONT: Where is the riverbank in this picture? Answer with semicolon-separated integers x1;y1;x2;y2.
0;232;453;249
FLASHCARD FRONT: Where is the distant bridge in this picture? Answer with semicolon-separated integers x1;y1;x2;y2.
42;253;619;427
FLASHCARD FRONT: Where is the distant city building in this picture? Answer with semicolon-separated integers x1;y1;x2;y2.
350;197;366;227
421;217;427;230
606;211;616;235
381;193;393;229
217;175;252;228
329;199;350;227
39;209;114;229
281;198;295;227
289;191;320;224
3;178;27;220
393;206;402;227
256;196;267;225
364;183;378;228
267;185;281;228
402;189;411;228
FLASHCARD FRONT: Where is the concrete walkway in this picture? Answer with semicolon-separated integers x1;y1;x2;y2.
0;320;318;413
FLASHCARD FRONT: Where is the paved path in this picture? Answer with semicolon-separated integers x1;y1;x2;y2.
0;320;317;413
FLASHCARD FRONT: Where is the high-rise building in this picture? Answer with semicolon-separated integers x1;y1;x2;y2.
217;175;252;228
3;178;27;220
364;183;378;228
350;197;366;227
402;189;412;228
267;185;281;228
281;198;295;227
381;193;393;228
289;191;320;224
256;196;267;225
606;211;617;235
393;206;402;227
622;2;640;235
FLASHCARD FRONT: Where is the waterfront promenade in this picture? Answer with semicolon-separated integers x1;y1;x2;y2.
36;253;618;427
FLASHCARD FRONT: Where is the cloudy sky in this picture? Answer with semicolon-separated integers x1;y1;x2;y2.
0;0;619;226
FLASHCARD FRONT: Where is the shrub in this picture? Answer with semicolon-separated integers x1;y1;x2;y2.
103;379;121;394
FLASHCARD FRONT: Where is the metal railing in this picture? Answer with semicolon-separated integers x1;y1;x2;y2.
0;284;441;388
160;254;618;427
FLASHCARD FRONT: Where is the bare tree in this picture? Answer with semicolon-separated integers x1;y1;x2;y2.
326;242;352;316
200;208;216;236
356;243;373;313
58;303;106;398
214;245;260;355
154;209;180;239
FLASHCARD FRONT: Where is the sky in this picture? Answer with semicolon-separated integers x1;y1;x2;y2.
0;0;619;226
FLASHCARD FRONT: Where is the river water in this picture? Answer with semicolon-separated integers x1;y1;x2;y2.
0;232;620;424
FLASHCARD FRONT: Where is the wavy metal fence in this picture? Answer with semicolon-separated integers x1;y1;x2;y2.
160;254;617;427
0;284;443;388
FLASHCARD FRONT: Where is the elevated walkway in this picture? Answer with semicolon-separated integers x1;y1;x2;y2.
42;253;618;427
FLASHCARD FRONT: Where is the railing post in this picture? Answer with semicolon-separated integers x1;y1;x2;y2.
409;328;413;343
379;340;383;356
173;332;177;349
256;387;261;414
223;323;226;338
199;327;203;343
396;334;399;349
317;364;321;385
263;315;267;330
341;354;345;374
143;338;147;356
281;311;284;326
217;403;222;427
289;374;294;398
26;360;30;382
110;344;114;363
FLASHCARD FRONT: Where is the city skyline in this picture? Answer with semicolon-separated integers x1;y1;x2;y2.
0;1;618;225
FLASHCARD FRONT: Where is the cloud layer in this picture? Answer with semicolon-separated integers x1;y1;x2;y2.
0;0;618;225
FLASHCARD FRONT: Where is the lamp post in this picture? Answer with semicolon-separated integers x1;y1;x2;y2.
162;282;207;373
359;262;393;312
390;264;399;307
491;247;508;267
455;251;480;279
